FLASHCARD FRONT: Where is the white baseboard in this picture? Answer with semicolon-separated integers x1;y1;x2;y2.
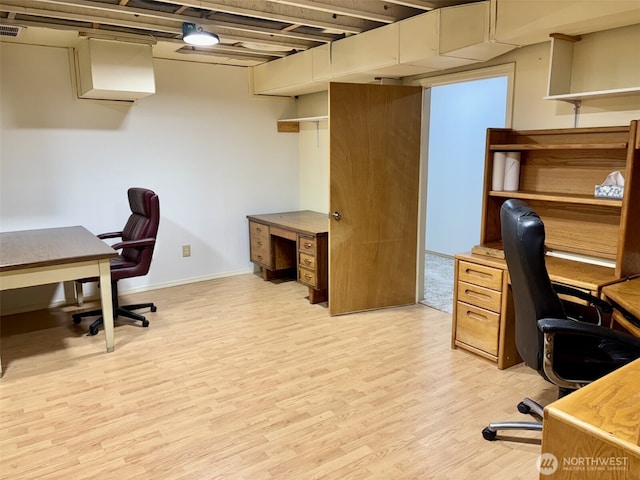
0;268;254;316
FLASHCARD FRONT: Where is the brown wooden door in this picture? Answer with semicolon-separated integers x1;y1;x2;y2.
329;82;423;315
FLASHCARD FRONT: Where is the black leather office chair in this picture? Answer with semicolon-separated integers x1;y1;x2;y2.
482;199;640;441
72;187;160;336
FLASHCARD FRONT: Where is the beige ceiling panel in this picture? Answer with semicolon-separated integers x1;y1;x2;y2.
493;0;640;46
252;48;314;94
439;1;487;55
398;10;440;65
312;44;331;82
330;23;400;77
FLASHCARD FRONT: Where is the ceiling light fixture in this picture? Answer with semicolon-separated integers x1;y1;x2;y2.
182;22;219;46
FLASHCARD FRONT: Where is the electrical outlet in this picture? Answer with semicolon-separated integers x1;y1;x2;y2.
182;245;191;257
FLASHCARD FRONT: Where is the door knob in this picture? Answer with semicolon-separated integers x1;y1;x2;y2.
331;211;342;221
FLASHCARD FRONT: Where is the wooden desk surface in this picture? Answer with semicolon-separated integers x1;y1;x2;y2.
602;277;640;320
545;358;640;450
540;359;640;479
246;211;328;236
602;277;640;338
0;226;117;272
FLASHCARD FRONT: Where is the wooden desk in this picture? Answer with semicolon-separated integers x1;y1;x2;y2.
540;359;640;479
602;277;640;338
452;252;620;369
0;226;118;376
247;211;328;304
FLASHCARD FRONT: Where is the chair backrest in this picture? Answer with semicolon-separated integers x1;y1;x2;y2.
500;199;567;371
116;187;160;279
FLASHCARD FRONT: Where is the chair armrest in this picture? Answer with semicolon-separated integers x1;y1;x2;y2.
98;231;123;240
538;318;640;389
552;283;613;314
538;318;640;348
111;238;156;251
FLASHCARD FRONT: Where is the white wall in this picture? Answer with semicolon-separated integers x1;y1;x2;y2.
425;76;508;256
0;42;299;314
297;91;329;213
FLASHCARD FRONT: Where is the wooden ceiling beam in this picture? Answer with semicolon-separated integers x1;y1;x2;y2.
7;0;332;43
148;0;369;34
268;0;396;23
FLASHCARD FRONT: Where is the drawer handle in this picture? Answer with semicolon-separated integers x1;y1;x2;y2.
256;227;262;233
257;255;263;260
303;243;313;249
304;259;312;265
465;268;493;279
465;289;491;300
304;274;312;280
257;241;262;246
466;310;488;322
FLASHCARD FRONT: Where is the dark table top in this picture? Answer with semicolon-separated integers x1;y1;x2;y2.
247;210;329;236
0;226;117;272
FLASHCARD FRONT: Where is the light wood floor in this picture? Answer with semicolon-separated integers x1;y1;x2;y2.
0;273;558;479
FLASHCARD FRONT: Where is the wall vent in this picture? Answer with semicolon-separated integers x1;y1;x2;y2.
0;25;22;37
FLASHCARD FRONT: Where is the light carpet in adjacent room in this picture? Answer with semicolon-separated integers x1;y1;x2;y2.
421;252;454;314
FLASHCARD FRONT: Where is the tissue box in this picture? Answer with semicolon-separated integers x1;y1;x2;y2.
594;184;624;199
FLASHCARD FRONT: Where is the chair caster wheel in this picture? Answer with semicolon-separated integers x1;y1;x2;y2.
517;402;531;414
142;320;150;328
482;427;497;441
88;326;99;336
72;317;82;325
150;306;157;313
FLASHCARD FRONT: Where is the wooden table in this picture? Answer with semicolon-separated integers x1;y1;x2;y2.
540;359;640;479
0;226;118;376
602;277;640;338
247;211;328;304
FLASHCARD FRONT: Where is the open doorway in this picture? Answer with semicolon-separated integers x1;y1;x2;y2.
419;66;513;313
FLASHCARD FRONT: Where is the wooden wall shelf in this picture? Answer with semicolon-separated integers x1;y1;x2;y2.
277;115;328;133
489;142;628;151
546;34;640;102
488;190;624;207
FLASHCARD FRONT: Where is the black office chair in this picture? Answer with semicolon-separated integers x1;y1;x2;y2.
482;199;640;441
72;187;160;336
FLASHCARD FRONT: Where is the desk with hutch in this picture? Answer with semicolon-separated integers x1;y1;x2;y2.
452;120;640;369
247;211;328;304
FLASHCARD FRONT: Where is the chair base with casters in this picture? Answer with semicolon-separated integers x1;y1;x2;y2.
482;397;544;441
72;280;156;336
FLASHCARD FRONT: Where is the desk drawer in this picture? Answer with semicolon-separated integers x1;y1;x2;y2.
299;252;316;269
457;281;502;313
299;267;317;287
250;247;271;268
298;235;317;255
249;221;269;241
458;261;502;291
455;301;499;356
249;221;271;268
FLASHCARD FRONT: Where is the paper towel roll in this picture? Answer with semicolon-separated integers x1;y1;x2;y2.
492;152;506;191
503;152;521;191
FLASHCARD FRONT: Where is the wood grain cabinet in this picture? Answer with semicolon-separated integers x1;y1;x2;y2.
453;120;640;368
480;121;640;279
247;211;328;304
297;233;328;303
452;253;520;369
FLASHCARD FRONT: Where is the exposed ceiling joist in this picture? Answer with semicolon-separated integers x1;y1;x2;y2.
0;0;483;67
